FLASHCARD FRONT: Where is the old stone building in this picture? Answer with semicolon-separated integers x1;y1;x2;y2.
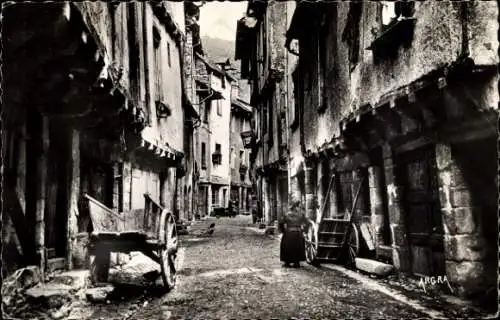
194;53;236;217
183;1;204;221
236;0;498;299
2;2;191;276
230;85;253;214
284;1;498;299
235;0;291;225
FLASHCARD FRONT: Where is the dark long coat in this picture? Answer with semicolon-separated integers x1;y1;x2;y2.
278;211;307;263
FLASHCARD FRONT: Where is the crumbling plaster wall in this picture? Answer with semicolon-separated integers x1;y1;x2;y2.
150;11;184;153
357;1;464;108
467;2;499;66
301;3;351;153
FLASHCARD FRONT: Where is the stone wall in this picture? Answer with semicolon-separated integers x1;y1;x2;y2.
357;1;463;108
299;2;351;153
382;145;410;272
436;139;497;297
150;8;184;153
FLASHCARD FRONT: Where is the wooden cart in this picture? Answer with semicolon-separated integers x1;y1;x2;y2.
303;174;365;268
84;193;178;291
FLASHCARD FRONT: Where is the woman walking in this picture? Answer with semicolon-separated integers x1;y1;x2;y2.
278;201;307;268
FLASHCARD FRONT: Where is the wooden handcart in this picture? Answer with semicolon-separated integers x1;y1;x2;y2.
84;193;179;291
303;174;365;268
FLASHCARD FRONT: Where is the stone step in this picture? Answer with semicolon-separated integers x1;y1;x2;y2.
322;218;349;223
48;270;89;291
47;258;66;273
25;283;74;309
355;257;394;277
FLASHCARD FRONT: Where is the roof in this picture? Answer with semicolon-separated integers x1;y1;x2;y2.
231;98;252;114
195;53;237;82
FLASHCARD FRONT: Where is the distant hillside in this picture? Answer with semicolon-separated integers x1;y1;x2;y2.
201;36;241;80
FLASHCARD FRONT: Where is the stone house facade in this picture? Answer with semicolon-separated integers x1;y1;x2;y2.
2;2;191;276
195;53;236;217
229;87;253;214
285;1;498;299
182;1;205;221
235;0;291;225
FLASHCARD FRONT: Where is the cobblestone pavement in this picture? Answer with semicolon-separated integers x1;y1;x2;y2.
8;215;490;320
122;215;426;319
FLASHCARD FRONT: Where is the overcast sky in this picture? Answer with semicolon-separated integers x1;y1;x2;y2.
199;1;248;41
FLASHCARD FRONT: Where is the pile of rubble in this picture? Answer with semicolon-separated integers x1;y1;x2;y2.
2;252;168;320
2;266;91;319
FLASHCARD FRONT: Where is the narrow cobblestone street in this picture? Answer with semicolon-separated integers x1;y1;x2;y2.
4;215;493;319
82;215;427;319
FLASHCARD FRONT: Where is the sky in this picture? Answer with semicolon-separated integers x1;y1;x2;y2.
199;1;248;41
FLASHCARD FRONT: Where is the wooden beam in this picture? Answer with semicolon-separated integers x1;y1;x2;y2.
3;176;34;263
36;115;49;274
66;129;80;269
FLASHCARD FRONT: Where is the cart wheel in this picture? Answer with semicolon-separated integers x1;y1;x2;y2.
304;222;319;266
158;210;178;291
344;223;360;269
90;245;110;284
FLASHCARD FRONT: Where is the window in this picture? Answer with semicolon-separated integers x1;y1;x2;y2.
222;189;227;206
127;4;140;112
217;100;222;116
239;150;244;165
201;143;207;169
203;99;210;123
115;162;124;212
342;2;362;72
262;100;268;134
212;187;219;206
290;67;300;130
167;42;171;67
213;143;222;165
221;76;226;89
153;26;162;100
369;1;416;57
240;118;244;132
109;3;117;58
268;97;274;146
381;1;415;29
230;147;235;167
381;2;396;26
318;11;328;112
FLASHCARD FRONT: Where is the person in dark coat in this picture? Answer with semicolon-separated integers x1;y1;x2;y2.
278;201;308;268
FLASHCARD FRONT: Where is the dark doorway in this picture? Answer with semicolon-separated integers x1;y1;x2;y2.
45;120;70;259
199;185;208;216
320;160;331;218
397;146;445;276
279;172;288;220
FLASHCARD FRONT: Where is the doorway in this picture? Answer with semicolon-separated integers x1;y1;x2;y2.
397;146;445;276
44;120;70;259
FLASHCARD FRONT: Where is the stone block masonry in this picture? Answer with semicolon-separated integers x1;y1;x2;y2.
435;142;497;297
382;145;411;273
